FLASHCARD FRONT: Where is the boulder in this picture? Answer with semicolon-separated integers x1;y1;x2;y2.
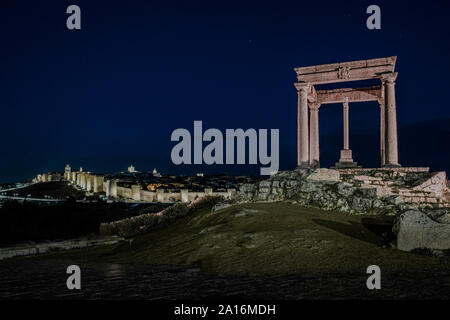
394;210;450;251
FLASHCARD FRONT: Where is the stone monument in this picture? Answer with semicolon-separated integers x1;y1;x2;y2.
294;56;400;168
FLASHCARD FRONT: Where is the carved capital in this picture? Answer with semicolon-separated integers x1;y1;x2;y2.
295;82;310;93
309;102;321;111
381;72;398;85
343;96;349;108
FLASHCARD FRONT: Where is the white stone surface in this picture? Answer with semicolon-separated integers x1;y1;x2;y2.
307;168;340;182
395;210;450;252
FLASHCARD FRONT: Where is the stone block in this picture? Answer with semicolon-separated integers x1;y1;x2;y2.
413;171;447;197
307;168;340;182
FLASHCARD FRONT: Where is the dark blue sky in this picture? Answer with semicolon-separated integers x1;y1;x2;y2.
1;0;450;182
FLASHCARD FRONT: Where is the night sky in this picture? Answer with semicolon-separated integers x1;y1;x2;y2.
1;0;450;182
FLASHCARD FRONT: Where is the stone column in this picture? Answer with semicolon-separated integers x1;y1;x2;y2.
378;97;386;167
309;102;320;168
343;97;349;150
336;97;357;168
296;82;310;167
383;72;400;167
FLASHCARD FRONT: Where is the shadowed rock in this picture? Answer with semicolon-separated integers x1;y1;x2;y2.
394;210;450;252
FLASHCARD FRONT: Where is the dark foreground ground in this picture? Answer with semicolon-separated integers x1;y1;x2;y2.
1;258;450;299
1;202;450;299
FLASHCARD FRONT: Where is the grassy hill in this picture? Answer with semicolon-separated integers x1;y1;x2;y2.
52;202;450;276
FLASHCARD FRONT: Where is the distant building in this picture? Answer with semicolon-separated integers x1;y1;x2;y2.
128;165;138;173
152;168;161;177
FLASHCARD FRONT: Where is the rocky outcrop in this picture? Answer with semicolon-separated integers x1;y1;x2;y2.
394;210;450;252
227;167;450;216
232;169;308;204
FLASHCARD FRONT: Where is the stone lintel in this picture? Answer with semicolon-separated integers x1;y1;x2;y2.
317;86;382;104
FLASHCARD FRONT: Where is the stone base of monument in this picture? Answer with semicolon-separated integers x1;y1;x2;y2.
297;162;312;169
382;163;402;168
334;149;359;169
229;166;450;218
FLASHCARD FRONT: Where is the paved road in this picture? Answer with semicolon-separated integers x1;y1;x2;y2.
1;258;450;299
0;183;66;203
0;195;65;202
0;183;32;193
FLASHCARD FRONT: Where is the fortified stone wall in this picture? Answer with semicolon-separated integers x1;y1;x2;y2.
140;190;154;202
38;169;236;203
117;186;132;199
36;173;62;182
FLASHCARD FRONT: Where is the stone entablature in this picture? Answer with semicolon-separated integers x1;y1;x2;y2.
294;56;396;84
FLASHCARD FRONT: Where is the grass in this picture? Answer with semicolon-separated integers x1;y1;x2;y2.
41;202;450;276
